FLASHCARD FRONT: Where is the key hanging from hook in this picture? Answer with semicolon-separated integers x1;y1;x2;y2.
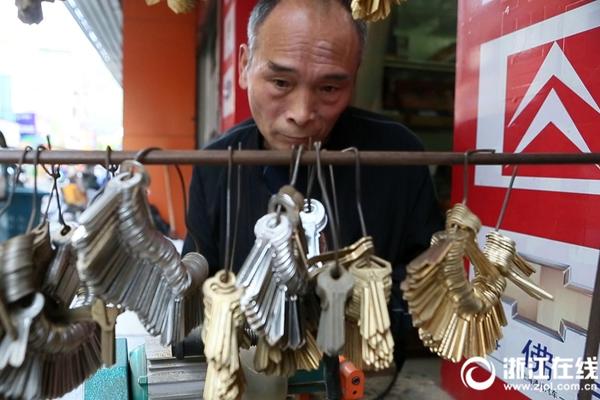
495;165;519;231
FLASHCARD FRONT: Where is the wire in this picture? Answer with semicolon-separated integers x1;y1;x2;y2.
328;164;341;238
372;364;400;400
223;146;234;282
230;142;243;274
341;147;367;237
26;146;43;233
314;142;341;277
462;149;495;204
495;166;519;231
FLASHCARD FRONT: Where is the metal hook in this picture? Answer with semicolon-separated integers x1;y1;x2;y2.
26;145;44;233
287;145;297;184
88;146;118;207
104;146;118;179
314;141;341;278
328;162;340;237
222;146;234;283
0;146;32;219
230;142;243;274
495;166;519;231
132;147;161;178
305;138;315;213
342;147;367;237
174;163;200;252
276;145;304;223
42;162;70;235
462;149;495;204
289;145;304;187
0;130;7;148
135;147;161;163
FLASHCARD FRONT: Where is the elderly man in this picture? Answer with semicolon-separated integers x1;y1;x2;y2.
183;0;443;384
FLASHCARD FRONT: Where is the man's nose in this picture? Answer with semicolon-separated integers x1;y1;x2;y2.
286;89;315;127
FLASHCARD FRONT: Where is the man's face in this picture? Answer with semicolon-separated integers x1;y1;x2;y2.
238;0;361;150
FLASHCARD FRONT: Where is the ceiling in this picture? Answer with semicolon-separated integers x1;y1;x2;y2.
64;0;122;85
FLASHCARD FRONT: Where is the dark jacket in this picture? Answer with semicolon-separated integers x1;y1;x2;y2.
183;106;443;362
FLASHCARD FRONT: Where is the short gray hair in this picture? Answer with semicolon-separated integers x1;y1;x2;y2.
247;0;367;57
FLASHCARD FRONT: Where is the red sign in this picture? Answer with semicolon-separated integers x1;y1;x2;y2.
504;34;600;180
219;0;253;132
447;1;600;399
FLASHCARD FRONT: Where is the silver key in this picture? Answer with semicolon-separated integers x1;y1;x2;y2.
300;199;327;261
316;264;354;356
0;292;44;368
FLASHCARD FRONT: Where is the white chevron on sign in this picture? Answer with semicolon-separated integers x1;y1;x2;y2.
475;3;600;199
514;89;593;154
509;42;599;169
509;42;600;126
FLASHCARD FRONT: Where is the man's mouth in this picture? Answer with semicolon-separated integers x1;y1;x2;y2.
279;133;309;143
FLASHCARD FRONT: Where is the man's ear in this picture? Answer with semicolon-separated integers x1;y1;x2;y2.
238;44;250;89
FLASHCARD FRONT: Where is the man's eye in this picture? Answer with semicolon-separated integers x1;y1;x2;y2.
321;85;339;93
273;79;290;89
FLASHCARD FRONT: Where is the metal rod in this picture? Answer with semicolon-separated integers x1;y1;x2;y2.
577;252;600;400
0;149;599;166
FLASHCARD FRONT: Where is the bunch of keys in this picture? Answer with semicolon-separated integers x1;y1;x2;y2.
202;270;245;400
0;222;106;399
254;330;321;377
42;227;80;307
0;293;104;399
237;186;309;351
350;0;402;21
345;245;393;370
311;236;394;366
402;203;553;362
73;161;209;345
484;230;554;301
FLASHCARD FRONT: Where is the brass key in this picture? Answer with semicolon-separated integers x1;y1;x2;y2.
91;299;120;367
202;270;245;400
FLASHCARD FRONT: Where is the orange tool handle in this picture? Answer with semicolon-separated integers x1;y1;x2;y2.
339;356;365;399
